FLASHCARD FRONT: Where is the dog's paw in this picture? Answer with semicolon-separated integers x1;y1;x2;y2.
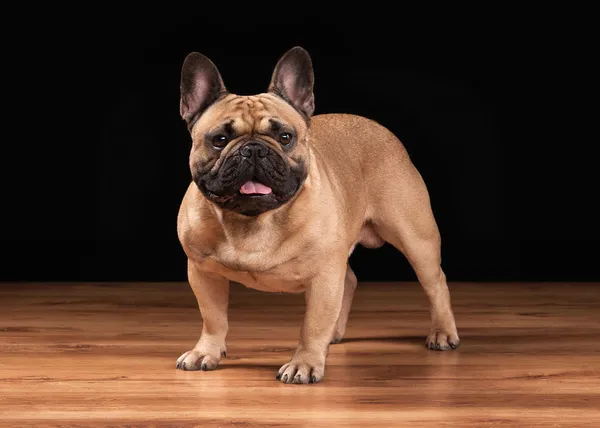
425;330;460;351
330;336;343;344
330;318;350;344
330;326;345;344
276;353;325;384
176;347;226;371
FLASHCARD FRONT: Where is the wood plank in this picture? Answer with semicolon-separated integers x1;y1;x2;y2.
1;282;599;427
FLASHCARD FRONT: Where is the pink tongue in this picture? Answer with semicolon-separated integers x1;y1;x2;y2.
240;181;272;195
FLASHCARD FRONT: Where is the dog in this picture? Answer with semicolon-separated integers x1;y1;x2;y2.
176;47;459;384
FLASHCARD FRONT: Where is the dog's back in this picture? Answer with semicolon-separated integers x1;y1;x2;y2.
309;114;433;236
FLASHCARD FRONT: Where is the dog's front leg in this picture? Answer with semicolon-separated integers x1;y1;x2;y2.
277;262;346;384
176;260;229;371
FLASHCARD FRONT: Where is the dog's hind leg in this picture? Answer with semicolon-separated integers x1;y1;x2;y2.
330;265;358;344
371;161;460;350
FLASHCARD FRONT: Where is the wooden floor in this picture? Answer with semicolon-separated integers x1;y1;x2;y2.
0;282;599;427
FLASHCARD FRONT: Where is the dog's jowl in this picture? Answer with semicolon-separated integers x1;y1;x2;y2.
175;47;459;384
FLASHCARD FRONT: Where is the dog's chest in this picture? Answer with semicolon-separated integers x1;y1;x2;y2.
181;207;323;293
195;245;309;293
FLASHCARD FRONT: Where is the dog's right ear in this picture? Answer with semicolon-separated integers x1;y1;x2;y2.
180;53;227;130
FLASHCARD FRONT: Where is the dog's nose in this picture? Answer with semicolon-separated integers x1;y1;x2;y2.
240;142;268;158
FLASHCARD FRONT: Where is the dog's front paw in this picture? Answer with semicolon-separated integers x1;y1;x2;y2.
276;352;325;384
176;346;226;371
426;328;460;351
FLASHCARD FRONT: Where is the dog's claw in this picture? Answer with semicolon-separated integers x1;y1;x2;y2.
426;332;460;351
282;374;288;383
201;363;208;371
276;372;281;380
310;375;317;384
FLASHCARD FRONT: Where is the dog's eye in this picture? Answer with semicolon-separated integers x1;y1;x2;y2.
279;132;293;145
212;134;229;149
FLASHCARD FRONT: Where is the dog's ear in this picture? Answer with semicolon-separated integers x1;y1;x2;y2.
268;46;315;119
180;52;227;130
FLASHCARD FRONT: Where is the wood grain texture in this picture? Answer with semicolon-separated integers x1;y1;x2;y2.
0;282;599;427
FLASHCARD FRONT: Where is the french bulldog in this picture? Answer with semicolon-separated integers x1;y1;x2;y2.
176;47;459;384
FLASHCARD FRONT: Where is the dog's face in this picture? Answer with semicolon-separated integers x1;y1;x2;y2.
180;47;315;216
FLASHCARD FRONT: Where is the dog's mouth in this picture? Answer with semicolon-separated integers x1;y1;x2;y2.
199;177;301;216
194;150;308;216
239;179;272;195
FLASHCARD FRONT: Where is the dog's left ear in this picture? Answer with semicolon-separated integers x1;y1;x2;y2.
268;47;315;119
180;52;227;130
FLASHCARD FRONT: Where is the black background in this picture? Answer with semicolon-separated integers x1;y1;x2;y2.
3;8;598;283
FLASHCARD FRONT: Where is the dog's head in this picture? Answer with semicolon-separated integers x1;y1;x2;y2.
180;47;314;217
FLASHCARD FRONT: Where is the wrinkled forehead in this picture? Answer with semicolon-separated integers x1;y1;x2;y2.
191;93;307;139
